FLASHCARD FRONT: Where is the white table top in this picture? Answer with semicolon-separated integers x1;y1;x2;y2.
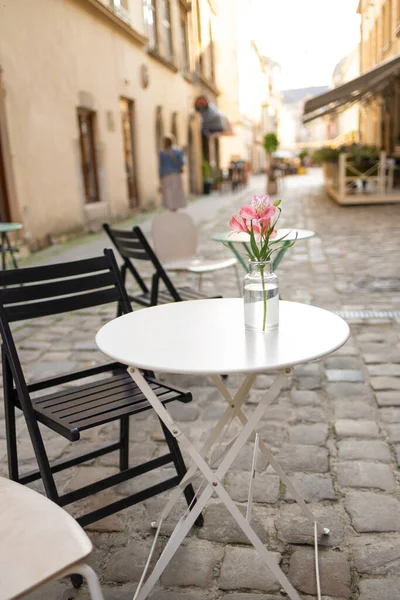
212;229;315;243
96;299;349;375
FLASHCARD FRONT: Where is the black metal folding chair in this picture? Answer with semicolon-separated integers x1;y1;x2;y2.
103;224;221;308
0;249;202;527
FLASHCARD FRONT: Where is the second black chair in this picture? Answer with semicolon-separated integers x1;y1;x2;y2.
103;224;221;307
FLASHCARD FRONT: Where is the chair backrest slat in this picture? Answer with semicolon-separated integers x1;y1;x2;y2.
0;256;109;287
6;288;120;322
1;271;116;304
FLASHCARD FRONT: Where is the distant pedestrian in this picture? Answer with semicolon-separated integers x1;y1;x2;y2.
159;135;187;211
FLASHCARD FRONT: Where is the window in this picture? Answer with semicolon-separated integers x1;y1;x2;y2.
111;0;130;23
144;0;158;50
201;20;215;81
180;8;190;73
171;112;179;144
77;108;100;203
196;0;204;74
160;0;173;61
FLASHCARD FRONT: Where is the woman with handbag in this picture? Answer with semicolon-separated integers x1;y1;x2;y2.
159;135;187;211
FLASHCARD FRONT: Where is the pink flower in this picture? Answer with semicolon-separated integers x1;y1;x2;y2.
239;196;276;222
229;214;249;234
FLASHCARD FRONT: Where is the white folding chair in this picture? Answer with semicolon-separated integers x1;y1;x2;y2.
152;212;240;293
0;477;104;600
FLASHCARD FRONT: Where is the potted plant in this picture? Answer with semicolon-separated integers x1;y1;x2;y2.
298;150;309;174
263;133;279;194
202;159;213;195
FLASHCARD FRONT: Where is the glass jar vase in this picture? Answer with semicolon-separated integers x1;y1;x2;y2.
243;260;279;332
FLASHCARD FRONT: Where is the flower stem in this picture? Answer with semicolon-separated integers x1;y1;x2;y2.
260;264;267;332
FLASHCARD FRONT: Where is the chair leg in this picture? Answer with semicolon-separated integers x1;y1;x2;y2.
3;352;19;480
70;564;105;600
159;419;204;527
119;416;130;471
4;397;19;481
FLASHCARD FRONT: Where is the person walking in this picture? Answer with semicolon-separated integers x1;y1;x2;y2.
159;135;187;211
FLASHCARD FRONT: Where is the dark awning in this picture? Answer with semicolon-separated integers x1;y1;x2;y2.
303;54;400;123
201;103;230;135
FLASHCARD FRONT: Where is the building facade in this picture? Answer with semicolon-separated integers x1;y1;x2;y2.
358;0;400;151
330;47;360;146
0;0;222;248
215;0;281;173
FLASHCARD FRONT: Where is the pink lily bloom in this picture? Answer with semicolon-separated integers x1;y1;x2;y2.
229;214;249;234
240;196;276;221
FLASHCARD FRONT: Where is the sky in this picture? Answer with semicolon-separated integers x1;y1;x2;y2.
252;0;360;90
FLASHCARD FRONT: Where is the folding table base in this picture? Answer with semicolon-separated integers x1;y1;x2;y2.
128;367;328;600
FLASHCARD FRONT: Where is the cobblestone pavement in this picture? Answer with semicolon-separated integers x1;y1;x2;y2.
3;170;400;600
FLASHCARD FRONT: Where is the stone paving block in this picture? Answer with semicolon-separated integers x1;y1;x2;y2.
337;461;395;491
380;407;400;422
291;390;322;405
275;504;345;547
337;440;392;462
376;391;400;406
384;423;400;442
288;423;328;445
358;577;400;600
104;538;162;583
326;382;373;399
395;445;400;467
334;419;380;439
351;535;400;575
326;369;365;382
256;422;287;446
233;443;268;472
198;503;274;544
151;590;210;600
345;491;400;532
364;352;400;364
218;546;281;592
324;356;361;369
367;363;400;376
293;406;326;422
294;363;321;377
371;376;400;390
296;376;322;390
161;539;223;588
220;594;283;600
288;549;351;598
333;399;376;419
276;444;329;473
226;472;280;503
284;473;336;502
166;401;200;422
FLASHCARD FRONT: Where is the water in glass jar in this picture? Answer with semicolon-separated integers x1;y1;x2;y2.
244;282;279;332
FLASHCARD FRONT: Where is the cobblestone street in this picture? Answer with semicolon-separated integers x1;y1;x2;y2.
3;169;400;600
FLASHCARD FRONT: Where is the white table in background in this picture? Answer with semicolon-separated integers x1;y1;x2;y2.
96;298;349;600
212;229;315;271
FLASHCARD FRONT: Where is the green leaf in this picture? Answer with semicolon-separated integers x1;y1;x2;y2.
249;224;260;260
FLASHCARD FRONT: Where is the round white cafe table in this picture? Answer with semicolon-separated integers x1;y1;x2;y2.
212;228;315;271
96;298;348;375
96;299;349;600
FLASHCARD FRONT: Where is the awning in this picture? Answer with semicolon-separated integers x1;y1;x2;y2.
303;54;400;123
195;102;230;135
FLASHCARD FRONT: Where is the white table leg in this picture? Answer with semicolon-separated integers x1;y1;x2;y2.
212;374;329;537
129;368;302;600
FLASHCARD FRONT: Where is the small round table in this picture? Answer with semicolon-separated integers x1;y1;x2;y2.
96;298;349;600
212;228;315;271
0;222;22;269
